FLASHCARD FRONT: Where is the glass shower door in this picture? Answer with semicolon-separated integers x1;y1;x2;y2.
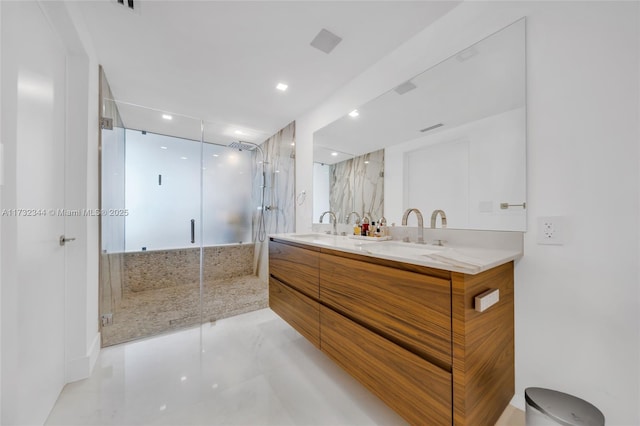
199;122;260;326
99;100;204;346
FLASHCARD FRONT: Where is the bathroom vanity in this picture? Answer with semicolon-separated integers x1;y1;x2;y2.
268;234;520;426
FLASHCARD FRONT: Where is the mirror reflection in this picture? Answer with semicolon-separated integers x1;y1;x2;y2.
313;19;526;231
313;149;384;225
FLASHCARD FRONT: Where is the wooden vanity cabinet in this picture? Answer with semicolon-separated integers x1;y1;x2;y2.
269;239;319;299
321;305;452;426
268;240;320;347
268;238;514;426
319;252;452;370
451;262;515;426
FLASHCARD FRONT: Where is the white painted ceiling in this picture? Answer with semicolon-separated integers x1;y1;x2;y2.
77;0;461;145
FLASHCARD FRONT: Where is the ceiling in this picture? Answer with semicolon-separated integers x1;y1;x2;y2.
77;1;460;145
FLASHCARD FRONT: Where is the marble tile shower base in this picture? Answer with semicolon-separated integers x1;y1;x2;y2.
101;275;268;347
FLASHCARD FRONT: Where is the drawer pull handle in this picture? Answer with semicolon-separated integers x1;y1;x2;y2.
474;288;499;312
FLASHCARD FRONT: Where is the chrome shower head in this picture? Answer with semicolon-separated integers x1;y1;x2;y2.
228;141;258;151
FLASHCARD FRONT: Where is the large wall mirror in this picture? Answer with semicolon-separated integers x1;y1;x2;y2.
313;18;526;231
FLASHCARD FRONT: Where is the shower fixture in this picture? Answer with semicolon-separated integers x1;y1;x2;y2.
228;141;260;152
229;141;268;242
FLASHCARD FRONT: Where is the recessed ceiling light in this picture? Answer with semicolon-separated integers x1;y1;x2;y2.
213;154;219;157
291;142;295;146
331;152;338;156
276;83;288;91
180;156;188;160
364;160;370;164
160;146;168;150
348;110;359;118
234;130;244;135
162;114;172;120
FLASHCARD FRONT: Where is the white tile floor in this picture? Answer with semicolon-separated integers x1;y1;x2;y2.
47;308;523;426
47;309;407;425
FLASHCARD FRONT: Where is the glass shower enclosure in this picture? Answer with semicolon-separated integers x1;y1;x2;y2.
99;95;265;347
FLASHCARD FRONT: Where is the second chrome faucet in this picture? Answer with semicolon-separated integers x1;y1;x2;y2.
402;208;448;243
319;211;338;235
401;208;425;244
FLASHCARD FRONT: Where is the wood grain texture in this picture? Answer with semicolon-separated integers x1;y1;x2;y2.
320;305;452;426
320;253;452;370
451;261;515;426
321;246;451;280
269;239;319;299
269;277;320;348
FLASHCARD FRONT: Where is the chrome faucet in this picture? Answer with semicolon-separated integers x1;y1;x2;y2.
319;211;338;235
401;208;424;244
345;211;361;225
430;209;447;228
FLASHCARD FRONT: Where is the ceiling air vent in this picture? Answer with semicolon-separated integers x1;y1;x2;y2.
310;29;342;54
116;0;135;11
394;81;417;95
420;123;444;133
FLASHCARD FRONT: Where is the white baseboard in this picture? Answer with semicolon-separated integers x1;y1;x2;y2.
65;332;100;383
510;393;526;411
88;332;100;373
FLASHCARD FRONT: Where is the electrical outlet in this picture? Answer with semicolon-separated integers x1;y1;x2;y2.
537;216;564;245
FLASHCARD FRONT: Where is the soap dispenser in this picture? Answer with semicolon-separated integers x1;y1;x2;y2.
353;220;361;236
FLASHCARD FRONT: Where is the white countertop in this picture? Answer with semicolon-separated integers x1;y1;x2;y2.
271;233;522;275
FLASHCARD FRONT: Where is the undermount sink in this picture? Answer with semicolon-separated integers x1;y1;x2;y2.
290;233;334;239
287;233;338;245
361;241;446;258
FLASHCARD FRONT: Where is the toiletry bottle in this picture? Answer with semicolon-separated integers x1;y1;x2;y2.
370;221;376;237
353;221;361;236
379;217;388;237
361;217;369;237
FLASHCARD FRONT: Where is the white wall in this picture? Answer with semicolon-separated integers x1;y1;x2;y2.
0;2;3;422
297;2;639;424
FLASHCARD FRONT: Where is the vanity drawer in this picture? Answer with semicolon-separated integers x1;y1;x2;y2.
269;239;319;299
269;277;320;348
320;253;452;369
320;305;452;425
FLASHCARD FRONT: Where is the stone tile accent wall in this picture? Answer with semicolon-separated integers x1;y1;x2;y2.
101;243;263;347
123;244;254;292
253;121;296;281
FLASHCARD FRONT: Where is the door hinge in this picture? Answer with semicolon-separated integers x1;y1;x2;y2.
100;117;113;130
101;313;113;327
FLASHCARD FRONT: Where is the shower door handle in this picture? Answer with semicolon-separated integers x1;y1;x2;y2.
190;219;195;244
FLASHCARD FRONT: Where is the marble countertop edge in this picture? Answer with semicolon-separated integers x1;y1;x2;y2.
270;233;522;275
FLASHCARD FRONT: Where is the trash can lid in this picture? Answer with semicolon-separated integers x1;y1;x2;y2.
525;387;605;426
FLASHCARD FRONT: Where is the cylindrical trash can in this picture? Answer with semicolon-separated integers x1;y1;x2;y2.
525;387;605;426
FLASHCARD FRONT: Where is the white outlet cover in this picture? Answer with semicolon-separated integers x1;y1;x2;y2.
537;216;565;245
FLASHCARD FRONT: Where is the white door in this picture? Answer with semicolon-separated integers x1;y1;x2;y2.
1;1;67;424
